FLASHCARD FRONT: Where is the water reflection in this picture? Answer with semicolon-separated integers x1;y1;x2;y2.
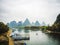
11;29;60;45
46;33;60;45
24;29;30;33
18;29;22;32
25;30;60;45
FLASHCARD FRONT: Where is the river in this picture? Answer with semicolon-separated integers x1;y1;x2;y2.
13;29;60;45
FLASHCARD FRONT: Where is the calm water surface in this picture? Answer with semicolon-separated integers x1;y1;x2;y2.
14;29;60;45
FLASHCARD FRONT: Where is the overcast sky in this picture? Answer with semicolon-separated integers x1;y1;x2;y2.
0;0;60;25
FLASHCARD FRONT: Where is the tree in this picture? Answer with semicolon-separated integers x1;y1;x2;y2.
55;14;60;24
52;14;60;32
46;24;52;30
0;22;9;35
0;22;9;45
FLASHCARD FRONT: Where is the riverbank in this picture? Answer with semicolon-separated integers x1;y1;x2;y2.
44;30;60;34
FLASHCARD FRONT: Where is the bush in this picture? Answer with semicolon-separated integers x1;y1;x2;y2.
0;22;9;35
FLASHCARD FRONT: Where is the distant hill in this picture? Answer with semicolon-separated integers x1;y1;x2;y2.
31;22;35;26
17;21;22;26
8;21;17;28
35;21;40;26
7;18;46;28
23;18;31;26
41;22;46;26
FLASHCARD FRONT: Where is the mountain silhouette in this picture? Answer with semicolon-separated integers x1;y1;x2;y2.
23;18;31;26
35;21;40;26
31;22;35;26
9;21;17;28
41;22;46;26
17;21;22;26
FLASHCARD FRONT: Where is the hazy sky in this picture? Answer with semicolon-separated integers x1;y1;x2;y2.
0;0;60;25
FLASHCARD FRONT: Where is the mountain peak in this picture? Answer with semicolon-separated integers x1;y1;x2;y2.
41;22;46;26
23;18;31;26
35;21;40;26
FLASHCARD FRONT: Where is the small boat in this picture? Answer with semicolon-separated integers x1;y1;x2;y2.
36;33;38;35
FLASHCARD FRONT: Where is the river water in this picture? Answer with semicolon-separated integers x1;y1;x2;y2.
14;29;60;45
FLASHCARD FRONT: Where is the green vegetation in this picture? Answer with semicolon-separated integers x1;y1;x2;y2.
41;26;47;31
15;26;24;29
0;22;9;35
0;22;9;45
47;14;60;32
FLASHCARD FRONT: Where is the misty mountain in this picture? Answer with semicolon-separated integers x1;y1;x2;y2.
17;21;22;26
35;21;40;26
7;18;46;28
8;21;17;28
41;22;46;26
23;18;31;26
